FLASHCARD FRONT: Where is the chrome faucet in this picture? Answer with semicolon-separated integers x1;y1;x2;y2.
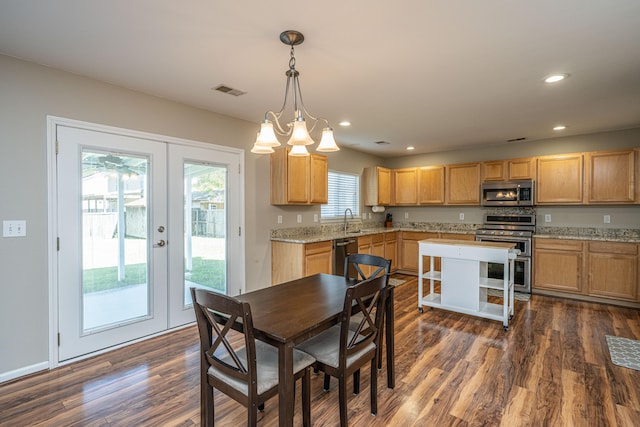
343;208;354;233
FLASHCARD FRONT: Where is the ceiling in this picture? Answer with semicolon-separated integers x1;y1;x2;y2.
2;1;640;157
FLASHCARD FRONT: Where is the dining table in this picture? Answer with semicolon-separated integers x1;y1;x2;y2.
237;273;395;427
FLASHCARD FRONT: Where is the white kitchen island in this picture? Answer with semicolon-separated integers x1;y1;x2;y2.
418;239;520;330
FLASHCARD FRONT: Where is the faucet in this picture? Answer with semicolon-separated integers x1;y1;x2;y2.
343;208;354;233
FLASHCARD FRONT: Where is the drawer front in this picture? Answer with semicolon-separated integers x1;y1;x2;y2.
589;241;638;256
305;240;332;255
535;239;584;252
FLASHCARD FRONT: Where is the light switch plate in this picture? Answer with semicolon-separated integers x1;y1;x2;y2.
297;214;302;223
3;220;26;237
459;213;465;221
277;215;283;224
314;214;318;222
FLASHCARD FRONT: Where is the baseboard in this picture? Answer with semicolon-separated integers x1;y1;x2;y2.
0;361;49;385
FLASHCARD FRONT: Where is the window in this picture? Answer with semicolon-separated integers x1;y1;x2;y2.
321;171;360;219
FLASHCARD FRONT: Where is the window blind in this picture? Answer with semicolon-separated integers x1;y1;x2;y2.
321;171;360;219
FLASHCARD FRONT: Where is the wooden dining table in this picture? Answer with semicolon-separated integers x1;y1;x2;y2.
237;273;395;427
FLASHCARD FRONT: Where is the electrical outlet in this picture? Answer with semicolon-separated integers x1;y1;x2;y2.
544;214;551;223
3;220;26;237
604;215;611;224
297;214;302;223
404;212;409;219
459;213;464;221
313;214;318;222
277;215;283;224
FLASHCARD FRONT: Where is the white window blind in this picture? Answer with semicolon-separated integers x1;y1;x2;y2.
321;171;360;219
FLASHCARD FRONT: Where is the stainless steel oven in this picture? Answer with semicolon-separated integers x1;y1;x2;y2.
475;213;535;293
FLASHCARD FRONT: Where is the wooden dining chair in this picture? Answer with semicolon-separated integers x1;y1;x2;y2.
190;288;316;427
295;274;387;427
344;253;391;282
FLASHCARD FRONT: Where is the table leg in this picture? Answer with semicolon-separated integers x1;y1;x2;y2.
385;286;395;389
278;342;295;427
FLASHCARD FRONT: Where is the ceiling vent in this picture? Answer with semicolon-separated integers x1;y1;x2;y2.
374;140;390;145
506;137;527;142
214;85;246;97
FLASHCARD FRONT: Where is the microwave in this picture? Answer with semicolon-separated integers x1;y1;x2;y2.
481;180;534;206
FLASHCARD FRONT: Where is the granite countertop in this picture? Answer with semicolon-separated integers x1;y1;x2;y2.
534;227;640;243
271;223;640;244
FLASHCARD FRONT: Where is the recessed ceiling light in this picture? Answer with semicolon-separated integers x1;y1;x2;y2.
544;74;569;83
553;125;567;131
406;146;415;151
339;121;351;127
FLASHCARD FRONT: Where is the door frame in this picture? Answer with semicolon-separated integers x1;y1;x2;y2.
46;116;245;368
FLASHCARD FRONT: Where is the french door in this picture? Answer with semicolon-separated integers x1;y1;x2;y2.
53;120;243;362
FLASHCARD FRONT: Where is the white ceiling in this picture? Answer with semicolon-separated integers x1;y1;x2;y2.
1;1;640;157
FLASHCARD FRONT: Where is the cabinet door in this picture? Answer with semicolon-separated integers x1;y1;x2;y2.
536;154;583;204
533;239;584;293
418;166;445;204
286;154;310;203
482;160;507;181
393;168;418;205
587;242;638;301
384;232;398;272
377;168;392;205
586;149;635;204
399;232;436;272
304;241;332;277
445;163;481;205
508;158;536;180
363;166;391;206
309;154;328;204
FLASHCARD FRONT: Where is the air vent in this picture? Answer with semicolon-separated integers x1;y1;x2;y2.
506;137;527;142
374;141;390;145
213;85;246;97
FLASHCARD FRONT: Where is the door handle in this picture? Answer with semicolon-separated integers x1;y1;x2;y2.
154;239;167;247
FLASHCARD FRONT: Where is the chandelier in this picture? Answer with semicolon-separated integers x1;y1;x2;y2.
251;30;339;156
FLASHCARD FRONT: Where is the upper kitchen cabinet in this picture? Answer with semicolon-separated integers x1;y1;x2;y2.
585;149;636;204
536;154;583;205
418;166;445;204
393;167;419;205
482;157;536;181
270;147;328;205
363;166;391;206
445;162;481;205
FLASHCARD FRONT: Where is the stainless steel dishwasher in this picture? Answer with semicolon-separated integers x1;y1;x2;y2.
333;238;358;275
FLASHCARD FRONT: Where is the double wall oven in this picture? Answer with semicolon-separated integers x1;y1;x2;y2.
475;213;535;293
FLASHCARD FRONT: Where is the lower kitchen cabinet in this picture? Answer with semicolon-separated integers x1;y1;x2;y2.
587;241;638;301
358;233;385;276
534;238;640;304
384;232;399;272
271;240;332;285
399;231;437;272
533;239;584;294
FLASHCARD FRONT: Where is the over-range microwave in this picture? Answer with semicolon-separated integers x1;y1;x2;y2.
481;180;535;206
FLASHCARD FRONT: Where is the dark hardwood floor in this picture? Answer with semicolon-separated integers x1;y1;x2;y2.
2;274;640;426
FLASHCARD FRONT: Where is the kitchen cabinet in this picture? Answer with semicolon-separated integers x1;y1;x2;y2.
536;154;583;204
357;233;385;276
533;239;584;294
508;157;536;180
271;240;332;285
399;231;437;272
418;166;445;204
587;242;638;302
585;149;635;204
270;147;328;205
363;166;392;206
445;162;481;205
384;232;399;272
481;160;507;181
393;167;419;205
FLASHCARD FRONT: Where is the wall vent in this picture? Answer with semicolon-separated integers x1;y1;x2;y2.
214;85;246;97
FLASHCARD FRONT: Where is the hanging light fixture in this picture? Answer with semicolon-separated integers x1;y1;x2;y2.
251;30;340;156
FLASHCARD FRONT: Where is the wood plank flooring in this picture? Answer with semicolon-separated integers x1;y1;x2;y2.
2;274;640;426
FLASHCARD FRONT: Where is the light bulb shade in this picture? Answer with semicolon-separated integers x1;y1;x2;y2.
288;145;310;156
250;143;275;154
256;121;280;147
316;128;340;152
287;118;314;146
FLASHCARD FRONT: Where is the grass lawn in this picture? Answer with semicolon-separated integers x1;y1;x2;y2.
83;257;226;293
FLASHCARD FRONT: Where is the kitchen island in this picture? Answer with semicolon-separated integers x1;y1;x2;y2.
418;239;519;330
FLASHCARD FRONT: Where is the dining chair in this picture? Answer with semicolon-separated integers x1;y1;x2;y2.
295;274;387;427
190;288;316;427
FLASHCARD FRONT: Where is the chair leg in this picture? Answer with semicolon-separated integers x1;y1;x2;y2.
323;373;331;391
248;404;258;427
302;368;311;427
353;369;360;394
203;383;214;427
370;360;378;416
338;375;348;427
